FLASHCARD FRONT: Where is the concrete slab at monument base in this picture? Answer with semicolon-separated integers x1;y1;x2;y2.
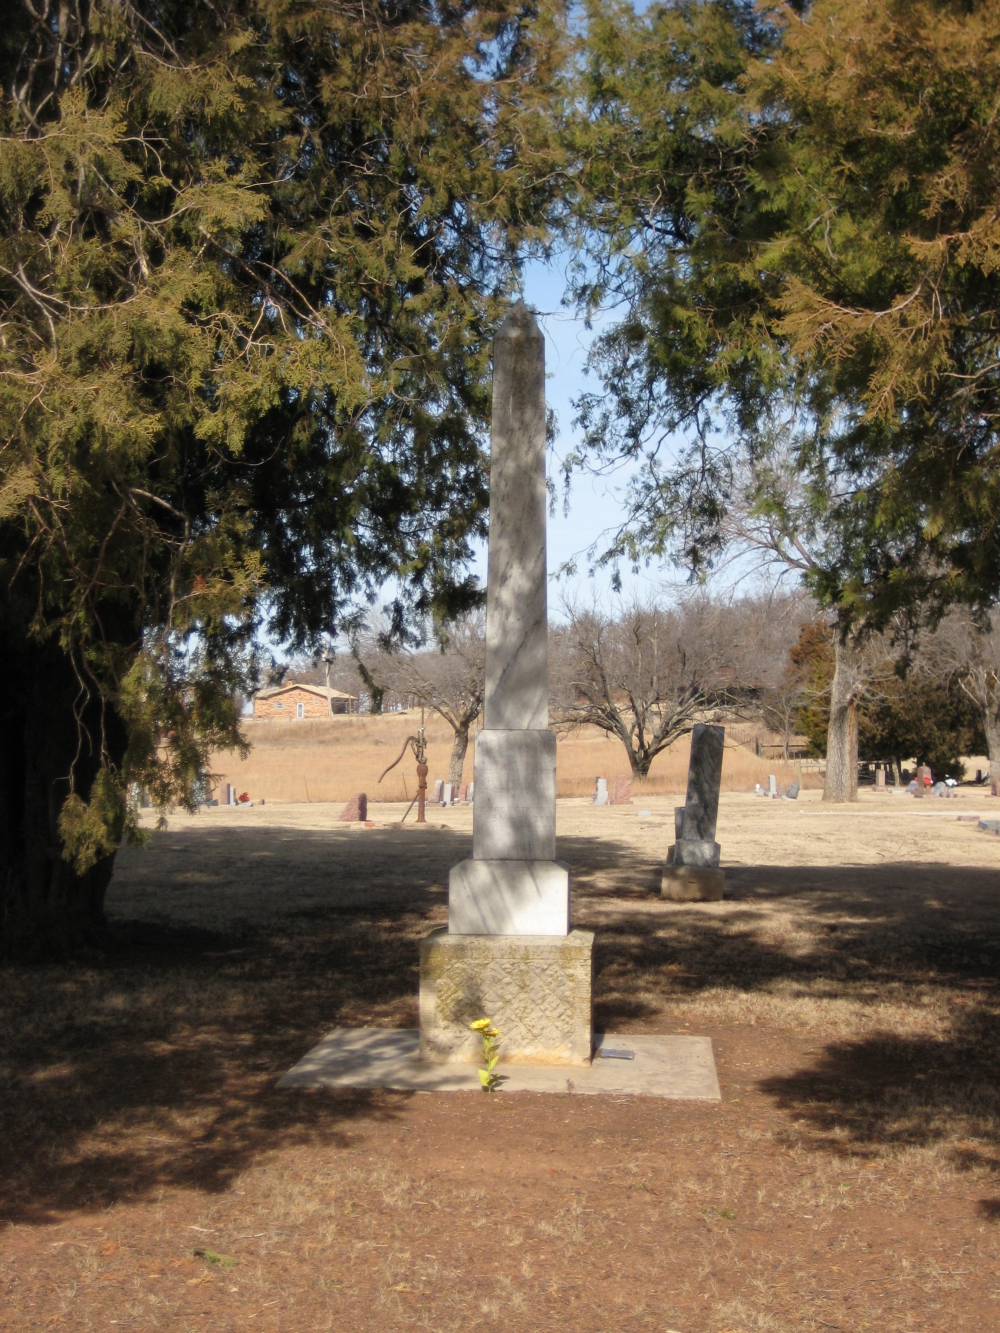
662;865;725;901
278;1029;721;1098
419;926;593;1065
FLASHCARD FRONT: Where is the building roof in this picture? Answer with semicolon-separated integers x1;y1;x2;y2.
254;681;356;701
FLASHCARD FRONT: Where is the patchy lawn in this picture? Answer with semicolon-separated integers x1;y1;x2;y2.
2;793;999;1331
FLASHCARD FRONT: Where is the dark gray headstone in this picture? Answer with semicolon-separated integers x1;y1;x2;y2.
680;724;725;842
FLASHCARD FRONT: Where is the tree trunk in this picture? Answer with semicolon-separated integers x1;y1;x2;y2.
627;741;654;779
1;631;124;956
448;722;471;787
823;635;862;803
985;710;1000;783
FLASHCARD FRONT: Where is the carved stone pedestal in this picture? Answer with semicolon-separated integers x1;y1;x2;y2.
419;927;594;1065
661;865;725;901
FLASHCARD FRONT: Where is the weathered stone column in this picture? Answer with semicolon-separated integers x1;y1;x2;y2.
662;723;726;901
419;302;593;1065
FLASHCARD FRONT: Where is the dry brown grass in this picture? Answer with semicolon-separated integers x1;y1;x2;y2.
210;714;807;804
2;790;999;1331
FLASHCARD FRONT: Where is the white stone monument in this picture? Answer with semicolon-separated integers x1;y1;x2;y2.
419;302;594;1066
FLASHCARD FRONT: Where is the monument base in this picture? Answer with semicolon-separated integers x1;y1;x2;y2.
661;866;725;901
419;927;593;1065
448;858;569;935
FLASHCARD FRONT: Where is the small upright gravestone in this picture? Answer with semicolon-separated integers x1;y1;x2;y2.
593;777;609;805
339;792;367;822
608;775;633;805
662;724;725;901
768;773;778;798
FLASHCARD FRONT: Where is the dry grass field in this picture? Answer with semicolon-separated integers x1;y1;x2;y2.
2;789;1000;1332
210;714;809;804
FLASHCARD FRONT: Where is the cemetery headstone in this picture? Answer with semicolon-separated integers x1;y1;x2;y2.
783;781;800;801
457;783;468;802
467;781;475;803
662;724;725;901
593;777;609;805
442;782;453;806
420;303;593;1066
768;773;777;798
432;780;444;804
876;767;886;789
608;775;632;805
338;792;367;821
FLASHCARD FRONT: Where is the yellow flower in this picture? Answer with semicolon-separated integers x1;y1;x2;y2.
485;1027;500;1039
469;1017;492;1031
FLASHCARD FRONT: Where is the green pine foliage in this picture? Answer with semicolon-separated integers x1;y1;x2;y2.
565;0;1000;622
0;0;566;948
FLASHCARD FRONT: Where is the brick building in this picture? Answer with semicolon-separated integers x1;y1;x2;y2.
252;681;356;720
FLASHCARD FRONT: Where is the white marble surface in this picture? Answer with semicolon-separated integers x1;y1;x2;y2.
448;857;569;934
484;303;548;732
471;729;556;861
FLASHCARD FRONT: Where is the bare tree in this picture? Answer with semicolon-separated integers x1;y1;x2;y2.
918;611;1000;781
723;588;815;757
385;612;486;786
678;450;889;802
551;598;742;778
758;673;808;761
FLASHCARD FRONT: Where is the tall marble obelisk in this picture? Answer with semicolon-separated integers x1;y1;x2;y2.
449;302;566;935
419;302;593;1065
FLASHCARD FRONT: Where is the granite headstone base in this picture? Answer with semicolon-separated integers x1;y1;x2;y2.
419;926;593;1065
661;865;725;901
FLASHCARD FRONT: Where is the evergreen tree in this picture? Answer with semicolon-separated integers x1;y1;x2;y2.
0;0;565;951
564;0;1000;791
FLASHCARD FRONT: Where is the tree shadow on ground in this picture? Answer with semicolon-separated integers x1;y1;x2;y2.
757;1015;1000;1212
0;913;427;1224
582;862;1000;1020
3;822;999;1225
1;825;485;1226
579;858;1000;1192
